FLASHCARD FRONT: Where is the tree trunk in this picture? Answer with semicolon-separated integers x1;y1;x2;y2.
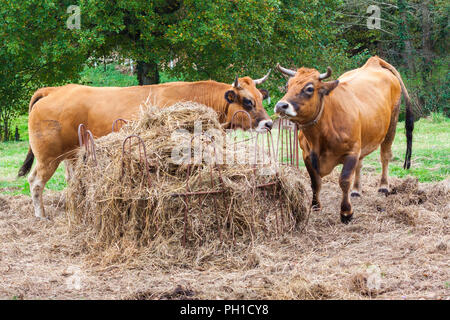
398;0;416;75
15;126;20;141
137;60;160;85
421;1;433;72
2;118;9;142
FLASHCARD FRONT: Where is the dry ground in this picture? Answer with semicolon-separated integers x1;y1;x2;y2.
0;171;448;300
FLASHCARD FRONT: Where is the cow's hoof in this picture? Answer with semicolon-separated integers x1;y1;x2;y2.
36;216;50;222
378;187;389;196
340;212;353;224
311;203;322;212
351;191;361;197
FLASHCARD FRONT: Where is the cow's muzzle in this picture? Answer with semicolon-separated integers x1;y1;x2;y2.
256;119;273;132
274;101;297;117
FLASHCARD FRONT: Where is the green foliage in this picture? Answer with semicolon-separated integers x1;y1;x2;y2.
337;0;449;118
429;111;447;124
0;0;89;140
77;0;368;106
1;0;446;138
79;64;138;87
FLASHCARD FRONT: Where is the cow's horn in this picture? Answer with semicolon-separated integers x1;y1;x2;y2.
253;69;271;85
232;75;241;89
319;67;332;80
276;63;296;77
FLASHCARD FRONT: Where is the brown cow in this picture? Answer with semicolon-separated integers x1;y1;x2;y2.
18;72;272;219
274;56;413;223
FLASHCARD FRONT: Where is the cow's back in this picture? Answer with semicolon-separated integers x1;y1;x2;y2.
28;84;155;162
330;57;402;155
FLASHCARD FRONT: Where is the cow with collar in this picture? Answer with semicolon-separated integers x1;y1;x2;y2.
274;56;413;223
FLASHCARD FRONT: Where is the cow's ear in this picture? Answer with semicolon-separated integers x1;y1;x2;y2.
224;90;237;103
259;88;269;100
319;80;339;96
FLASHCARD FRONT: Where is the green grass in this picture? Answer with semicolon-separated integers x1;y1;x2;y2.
80;64;138;87
79;63;183;87
0;140;66;196
1;64;448;195
362;116;449;182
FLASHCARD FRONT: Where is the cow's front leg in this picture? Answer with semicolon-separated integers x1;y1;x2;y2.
351;159;363;197
304;152;322;211
339;155;358;224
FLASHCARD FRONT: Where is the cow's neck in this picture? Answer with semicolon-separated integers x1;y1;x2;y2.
299;96;330;149
182;81;231;123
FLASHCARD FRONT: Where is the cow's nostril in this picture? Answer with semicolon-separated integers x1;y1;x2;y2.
265;121;273;130
276;102;289;110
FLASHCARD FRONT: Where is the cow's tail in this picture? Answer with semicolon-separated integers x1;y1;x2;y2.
18;87;55;177
18;148;35;177
378;58;414;170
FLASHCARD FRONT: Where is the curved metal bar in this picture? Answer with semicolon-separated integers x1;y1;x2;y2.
121;135;151;187
78;123;97;165
112;118;128;133
253;127;276;168
85;130;97;165
230;110;253;131
78;124;87;148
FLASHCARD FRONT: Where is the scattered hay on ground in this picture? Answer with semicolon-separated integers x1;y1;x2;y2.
0;175;448;299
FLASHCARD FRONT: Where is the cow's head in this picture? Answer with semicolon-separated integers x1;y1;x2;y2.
223;70;272;131
274;64;339;124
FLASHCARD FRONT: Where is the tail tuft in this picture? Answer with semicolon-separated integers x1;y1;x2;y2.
18;148;34;177
403;103;414;169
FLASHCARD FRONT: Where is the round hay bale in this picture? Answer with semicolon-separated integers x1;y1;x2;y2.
66;103;309;266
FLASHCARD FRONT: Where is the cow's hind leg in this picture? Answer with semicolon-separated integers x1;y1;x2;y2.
340;155;358;224
378;101;400;195
351;159;363;197
28;159;59;219
378;145;392;195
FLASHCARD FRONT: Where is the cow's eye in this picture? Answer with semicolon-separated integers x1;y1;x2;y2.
304;86;314;94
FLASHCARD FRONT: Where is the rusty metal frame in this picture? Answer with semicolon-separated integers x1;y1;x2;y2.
230;110;253;131
121;135;152;187
170;134;227;246
275;118;300;167
77;124;97;165
108;110;302;247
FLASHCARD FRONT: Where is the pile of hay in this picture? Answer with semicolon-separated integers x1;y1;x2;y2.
66;103;309;265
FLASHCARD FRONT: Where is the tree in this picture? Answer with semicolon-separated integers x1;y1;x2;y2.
0;0;371;138
337;0;449;117
78;0;280;84
79;0;366;100
0;0;88;140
